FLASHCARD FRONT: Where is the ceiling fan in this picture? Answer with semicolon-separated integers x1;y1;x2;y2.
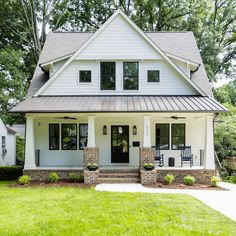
162;116;186;120
54;116;77;120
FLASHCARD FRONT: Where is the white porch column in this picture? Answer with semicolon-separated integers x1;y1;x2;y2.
24;116;36;169
205;115;215;169
143;116;151;148
87;116;96;148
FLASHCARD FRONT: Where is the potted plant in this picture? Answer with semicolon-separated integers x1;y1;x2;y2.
87;163;98;171
143;163;155;171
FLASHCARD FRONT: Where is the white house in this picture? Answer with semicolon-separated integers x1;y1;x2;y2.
0;118;16;166
11;10;227;183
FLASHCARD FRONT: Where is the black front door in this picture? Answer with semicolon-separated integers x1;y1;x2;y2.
111;126;129;163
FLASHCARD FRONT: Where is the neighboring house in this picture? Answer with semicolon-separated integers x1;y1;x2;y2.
8;124;25;139
11;10;227;183
0;119;16;166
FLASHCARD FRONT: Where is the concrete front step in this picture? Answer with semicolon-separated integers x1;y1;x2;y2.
98;177;141;183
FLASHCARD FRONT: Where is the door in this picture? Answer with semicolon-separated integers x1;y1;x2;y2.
111;126;129;163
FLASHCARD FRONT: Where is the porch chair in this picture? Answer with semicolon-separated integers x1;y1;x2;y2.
181;146;193;167
152;146;164;167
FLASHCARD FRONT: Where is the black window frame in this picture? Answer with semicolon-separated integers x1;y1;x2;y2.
79;123;88;150
155;124;170;150
123;62;139;90
100;62;116;90
79;70;92;83
49;124;60;150
147;70;160;83
61;124;77;150
171;123;186;150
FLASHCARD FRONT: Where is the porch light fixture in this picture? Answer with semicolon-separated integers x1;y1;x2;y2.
118;126;123;134
133;125;137;135
103;125;107;135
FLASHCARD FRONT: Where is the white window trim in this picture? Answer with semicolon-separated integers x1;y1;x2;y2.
146;69;160;84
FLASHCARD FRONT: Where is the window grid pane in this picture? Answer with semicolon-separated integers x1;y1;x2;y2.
171;124;185;150
147;70;160;82
79;70;91;83
49;124;59;150
101;62;116;90
123;62;138;90
62;124;77;150
79;124;88;150
156;124;169;150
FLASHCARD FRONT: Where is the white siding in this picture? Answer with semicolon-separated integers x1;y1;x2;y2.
42;60;198;96
34;113;208;167
77;14;161;60
0;119;16;166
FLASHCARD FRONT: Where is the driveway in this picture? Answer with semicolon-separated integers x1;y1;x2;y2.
95;182;236;221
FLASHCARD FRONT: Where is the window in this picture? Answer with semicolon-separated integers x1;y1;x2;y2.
61;124;77;150
79;124;88;150
156;124;169;150
79;70;91;83
49;124;59;150
123;62;139;90
147;70;160;82
1;136;6;156
171;124;185;150
100;62;116;90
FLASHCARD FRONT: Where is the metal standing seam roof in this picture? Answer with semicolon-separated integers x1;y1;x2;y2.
11;96;227;113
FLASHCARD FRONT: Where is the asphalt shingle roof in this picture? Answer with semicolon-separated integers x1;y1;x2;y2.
27;31;213;97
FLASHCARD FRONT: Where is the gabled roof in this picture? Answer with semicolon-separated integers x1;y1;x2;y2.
35;10;205;97
27;13;213;97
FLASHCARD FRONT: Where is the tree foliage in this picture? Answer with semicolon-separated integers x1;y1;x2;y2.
0;0;236;124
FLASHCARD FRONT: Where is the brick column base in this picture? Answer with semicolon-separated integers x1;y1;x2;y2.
140;169;156;185
139;147;155;169
83;147;99;184
84;170;99;184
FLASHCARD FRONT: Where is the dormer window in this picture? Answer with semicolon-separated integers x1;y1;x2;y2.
147;70;160;82
100;62;116;90
79;70;91;83
123;62;139;90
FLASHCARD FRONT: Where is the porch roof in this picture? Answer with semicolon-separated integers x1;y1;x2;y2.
11;96;227;113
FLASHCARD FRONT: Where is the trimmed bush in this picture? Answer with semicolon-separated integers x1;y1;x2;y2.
68;173;78;182
164;174;174;185
78;174;84;183
48;172;60;183
0;166;23;180
18;175;31;185
211;176;220;187
184;175;196;186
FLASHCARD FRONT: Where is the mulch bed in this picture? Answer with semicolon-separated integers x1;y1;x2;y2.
9;180;94;188
144;182;227;191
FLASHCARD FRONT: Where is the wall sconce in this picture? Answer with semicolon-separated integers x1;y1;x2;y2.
103;125;107;135
133;125;137;135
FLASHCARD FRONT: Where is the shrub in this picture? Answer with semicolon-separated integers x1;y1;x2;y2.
232;175;236;184
164;174;174;185
18;175;31;185
211;176;220;187
68;172;78;182
48;172;60;183
0;166;23;180
183;175;196;186
78;174;84;183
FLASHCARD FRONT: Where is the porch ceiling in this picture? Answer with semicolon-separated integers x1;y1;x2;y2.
11;96;227;113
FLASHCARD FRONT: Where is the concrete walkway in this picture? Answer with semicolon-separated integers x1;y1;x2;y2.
95;182;236;221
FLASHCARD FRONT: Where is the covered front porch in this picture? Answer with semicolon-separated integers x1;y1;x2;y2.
24;112;215;170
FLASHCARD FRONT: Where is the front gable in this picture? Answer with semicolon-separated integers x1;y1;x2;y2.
35;10;204;97
77;14;161;60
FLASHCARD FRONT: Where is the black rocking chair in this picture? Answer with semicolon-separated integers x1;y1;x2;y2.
181;146;193;167
152;146;164;167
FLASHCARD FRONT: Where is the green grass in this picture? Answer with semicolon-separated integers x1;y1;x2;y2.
0;181;235;235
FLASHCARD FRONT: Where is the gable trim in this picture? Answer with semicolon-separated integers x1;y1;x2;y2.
34;9;206;97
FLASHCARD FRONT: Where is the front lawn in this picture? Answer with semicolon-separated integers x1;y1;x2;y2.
0;181;235;235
